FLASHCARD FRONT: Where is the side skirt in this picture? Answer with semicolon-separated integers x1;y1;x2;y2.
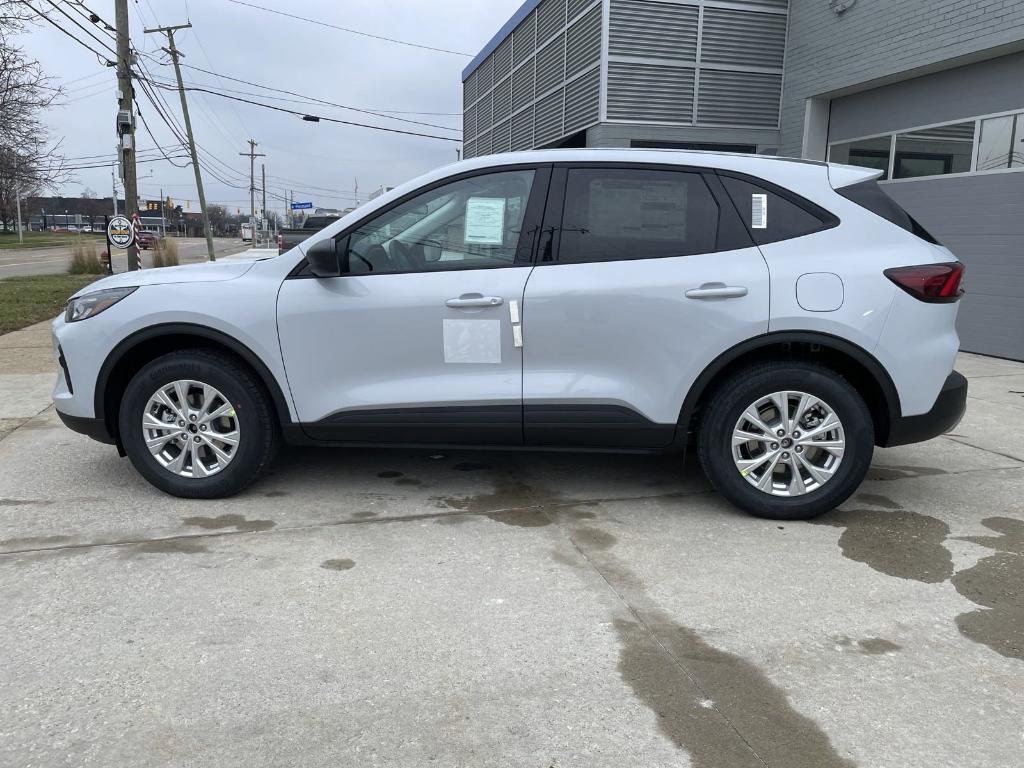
292;404;679;452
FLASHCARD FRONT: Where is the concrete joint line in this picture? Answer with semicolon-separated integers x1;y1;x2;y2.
939;433;1024;464
0;489;713;557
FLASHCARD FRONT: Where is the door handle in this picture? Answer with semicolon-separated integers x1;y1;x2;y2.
445;295;504;308
685;283;748;300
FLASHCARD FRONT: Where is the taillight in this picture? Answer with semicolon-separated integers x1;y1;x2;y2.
884;261;964;303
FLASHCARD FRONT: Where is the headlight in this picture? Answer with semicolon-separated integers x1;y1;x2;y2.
64;286;138;323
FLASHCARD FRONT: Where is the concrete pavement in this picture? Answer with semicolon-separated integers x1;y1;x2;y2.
0;320;1022;767
0;237;251;278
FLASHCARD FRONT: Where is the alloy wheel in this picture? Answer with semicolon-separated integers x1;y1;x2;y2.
141;380;240;478
731;390;845;497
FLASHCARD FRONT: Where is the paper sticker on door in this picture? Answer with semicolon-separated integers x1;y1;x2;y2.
464;197;506;244
443;319;501;363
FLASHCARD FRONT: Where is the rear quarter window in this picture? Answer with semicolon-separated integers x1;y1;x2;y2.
835;180;941;244
719;173;839;246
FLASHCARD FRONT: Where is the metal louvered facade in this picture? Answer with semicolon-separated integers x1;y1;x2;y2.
463;0;604;158
463;0;790;158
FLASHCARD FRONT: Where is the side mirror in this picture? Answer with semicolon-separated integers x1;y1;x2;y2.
305;238;340;278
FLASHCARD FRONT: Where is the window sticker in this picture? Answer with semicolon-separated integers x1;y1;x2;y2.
442;319;501;364
751;193;768;229
464;197;506;245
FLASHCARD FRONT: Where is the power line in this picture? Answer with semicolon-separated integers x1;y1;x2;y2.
139;78;462;142
134;98;192;168
57;155;190;171
151;63;460;132
189;27;251;136
59;69;111;87
224;0;471;57
19;1;113;63
63;147;170;161
40;0;116;54
64;0;116;36
131;60;253;186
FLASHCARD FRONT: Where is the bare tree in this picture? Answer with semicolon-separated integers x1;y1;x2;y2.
79;186;106;225
0;2;70;229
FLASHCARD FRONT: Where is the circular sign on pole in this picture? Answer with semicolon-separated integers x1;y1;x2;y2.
107;215;134;249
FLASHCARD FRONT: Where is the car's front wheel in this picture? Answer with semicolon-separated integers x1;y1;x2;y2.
119;350;278;498
698;361;873;520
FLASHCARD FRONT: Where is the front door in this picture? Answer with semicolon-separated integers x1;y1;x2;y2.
277;165;549;444
522;165;770;447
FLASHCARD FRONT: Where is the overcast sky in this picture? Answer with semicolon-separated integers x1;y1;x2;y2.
22;0;522;215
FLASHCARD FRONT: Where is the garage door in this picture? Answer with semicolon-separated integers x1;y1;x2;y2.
825;53;1024;360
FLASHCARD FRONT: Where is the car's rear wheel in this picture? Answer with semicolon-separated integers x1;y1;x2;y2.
698;361;873;520
119;350;278;498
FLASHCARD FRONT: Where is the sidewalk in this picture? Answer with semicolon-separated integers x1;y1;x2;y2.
0;320;55;441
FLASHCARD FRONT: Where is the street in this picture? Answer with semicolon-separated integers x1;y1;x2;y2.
0;237;252;278
0;320;1021;767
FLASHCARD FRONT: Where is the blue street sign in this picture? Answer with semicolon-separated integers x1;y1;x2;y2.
290;202;313;210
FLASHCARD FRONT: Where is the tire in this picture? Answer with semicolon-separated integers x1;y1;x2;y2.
697;361;873;520
119;349;278;498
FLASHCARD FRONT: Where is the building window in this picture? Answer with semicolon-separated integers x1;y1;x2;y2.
630;140;758;153
828;136;892;180
977;112;1024;170
827;109;1024;182
893;121;974;179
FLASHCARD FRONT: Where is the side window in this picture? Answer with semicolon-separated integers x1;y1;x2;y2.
558;168;720;263
344;169;535;274
719;174;835;245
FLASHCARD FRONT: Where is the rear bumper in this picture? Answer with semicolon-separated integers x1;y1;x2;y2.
56;409;115;445
882;371;967;447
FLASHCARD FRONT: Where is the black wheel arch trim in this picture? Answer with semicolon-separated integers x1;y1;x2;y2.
675;331;902;445
94;323;295;436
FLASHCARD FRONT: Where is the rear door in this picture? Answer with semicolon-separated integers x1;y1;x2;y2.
277;165;549;444
521;164;770;447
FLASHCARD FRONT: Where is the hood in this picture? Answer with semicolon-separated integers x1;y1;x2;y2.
70;259;257;298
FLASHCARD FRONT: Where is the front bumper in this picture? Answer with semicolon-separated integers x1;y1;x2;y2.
55;409;115;445
882;371;967;447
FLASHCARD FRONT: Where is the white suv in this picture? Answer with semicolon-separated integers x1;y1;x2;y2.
51;150;967;519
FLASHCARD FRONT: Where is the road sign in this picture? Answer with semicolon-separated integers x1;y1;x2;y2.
107;215;134;249
290;201;313;210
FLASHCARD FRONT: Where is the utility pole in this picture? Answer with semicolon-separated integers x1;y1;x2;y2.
15;180;22;244
261;163;267;237
114;0;140;270
145;23;216;262
239;140;265;232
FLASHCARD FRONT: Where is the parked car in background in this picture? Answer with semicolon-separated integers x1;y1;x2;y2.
276;214;343;254
51;149;966;519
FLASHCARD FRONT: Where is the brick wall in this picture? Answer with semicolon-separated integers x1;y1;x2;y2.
781;0;1024;156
